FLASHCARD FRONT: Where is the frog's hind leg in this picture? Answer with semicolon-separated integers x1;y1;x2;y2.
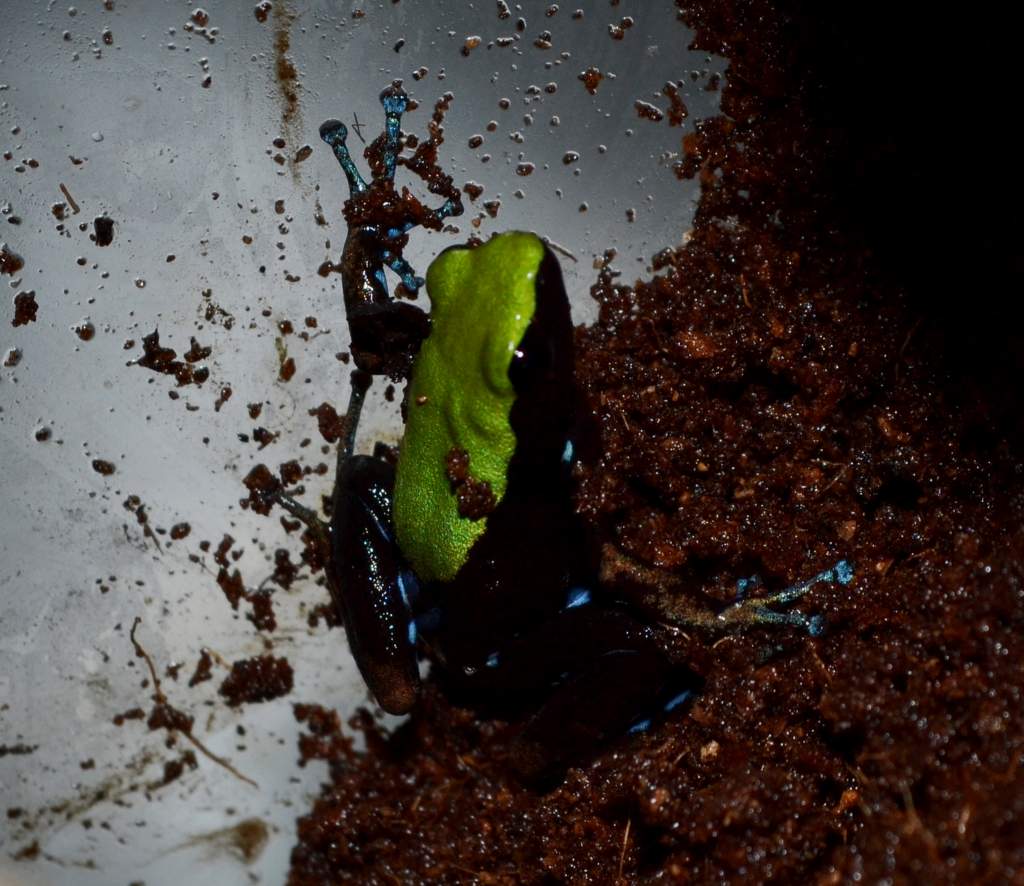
331;450;420;716
319;119;367;196
329;371;421;714
446;605;688;779
512;645;677;781
717;559;854;636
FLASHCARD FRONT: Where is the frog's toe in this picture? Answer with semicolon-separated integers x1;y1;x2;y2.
396;273;424;296
319;118;348;145
379;83;408;116
734;573;762;601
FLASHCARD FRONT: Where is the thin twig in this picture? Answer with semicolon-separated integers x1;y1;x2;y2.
543;237;579;263
59;183;80;214
895;316;923;382
351;111;367;143
130;618;257;788
617;818;632;883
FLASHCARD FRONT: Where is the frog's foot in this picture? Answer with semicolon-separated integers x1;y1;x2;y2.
716;559;854;637
734;573;763;600
320;119;367;196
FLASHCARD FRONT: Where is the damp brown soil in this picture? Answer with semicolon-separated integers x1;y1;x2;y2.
286;4;1024;884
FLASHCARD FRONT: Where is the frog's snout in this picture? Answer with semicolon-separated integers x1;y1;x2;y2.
319;119;348;146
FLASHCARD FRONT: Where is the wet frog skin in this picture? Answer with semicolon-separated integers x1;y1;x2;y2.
265;86;854;774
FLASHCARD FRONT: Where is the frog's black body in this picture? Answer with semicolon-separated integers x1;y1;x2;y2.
425;247;584;671
320;242;681;771
411;249;682;766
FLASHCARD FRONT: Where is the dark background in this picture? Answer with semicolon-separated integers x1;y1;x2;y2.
806;5;1023;418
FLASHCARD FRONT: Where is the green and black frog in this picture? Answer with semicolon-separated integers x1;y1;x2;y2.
265;85;853;774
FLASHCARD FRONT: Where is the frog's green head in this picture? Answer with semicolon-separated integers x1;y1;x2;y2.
392;231;547;583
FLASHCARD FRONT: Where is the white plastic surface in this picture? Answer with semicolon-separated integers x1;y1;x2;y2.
0;2;720;882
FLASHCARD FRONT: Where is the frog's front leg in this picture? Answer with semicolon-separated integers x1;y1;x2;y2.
326;372;421;713
328;452;421;714
412;195;462;231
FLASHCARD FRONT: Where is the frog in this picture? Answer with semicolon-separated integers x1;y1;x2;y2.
262;85;854;774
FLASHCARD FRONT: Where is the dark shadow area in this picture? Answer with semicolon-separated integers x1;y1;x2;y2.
799;4;1024;438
